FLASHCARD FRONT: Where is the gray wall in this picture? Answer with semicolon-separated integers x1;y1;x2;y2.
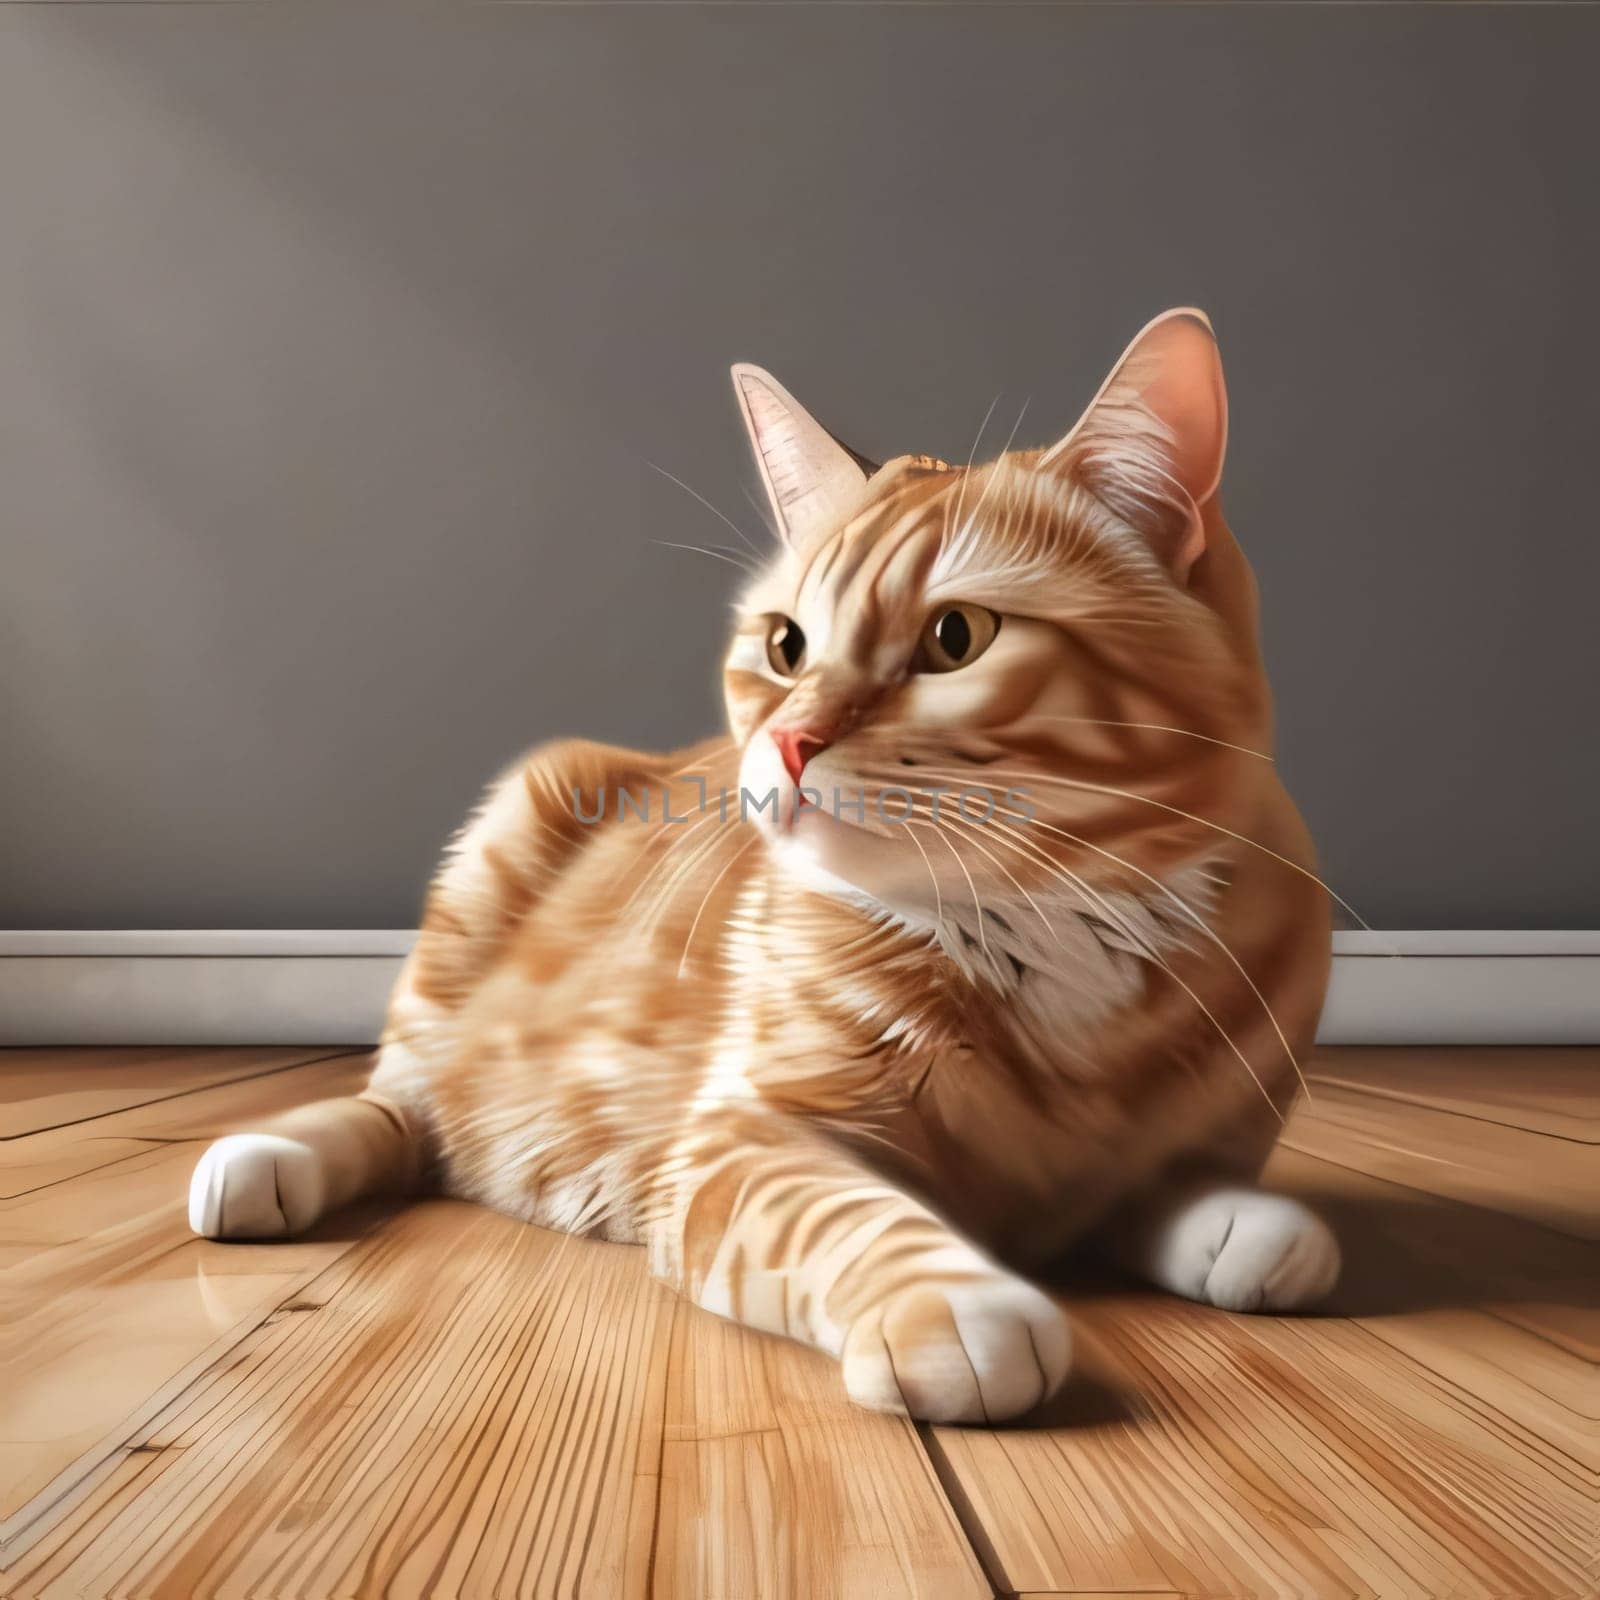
2;6;1595;931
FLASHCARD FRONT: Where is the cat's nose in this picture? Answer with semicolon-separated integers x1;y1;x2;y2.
770;727;832;786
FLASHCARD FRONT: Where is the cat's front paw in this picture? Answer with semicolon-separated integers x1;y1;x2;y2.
841;1275;1071;1423
1169;1189;1341;1312
188;1134;325;1239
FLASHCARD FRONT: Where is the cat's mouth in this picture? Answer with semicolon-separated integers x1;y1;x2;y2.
738;736;944;914
762;791;952;918
769;805;892;896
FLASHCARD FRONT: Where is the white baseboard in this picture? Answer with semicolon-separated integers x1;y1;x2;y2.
1;930;1597;1048
1321;931;1600;1045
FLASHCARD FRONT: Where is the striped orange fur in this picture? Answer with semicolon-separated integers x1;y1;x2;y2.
190;311;1338;1423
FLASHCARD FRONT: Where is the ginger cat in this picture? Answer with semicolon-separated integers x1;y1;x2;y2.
190;310;1337;1424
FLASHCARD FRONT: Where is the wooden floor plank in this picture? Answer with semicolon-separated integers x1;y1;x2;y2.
0;1134;155;1206
655;1297;990;1599
0;1051;369;1201
0;1047;351;1141
0;1216;371;1551
2;1202;675;1600
1262;1143;1598;1361
921;1088;1593;1600
1308;1045;1598;1141
1353;1308;1595;1467
921;1083;1599;1600
0;1056;375;1545
1226;1314;1594;1588
929;1288;1593;1599
1283;1079;1597;1240
4;1044;1595;1598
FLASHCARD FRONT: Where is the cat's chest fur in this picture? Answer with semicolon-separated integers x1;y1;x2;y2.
713;859;1232;1255
729;856;1219;1082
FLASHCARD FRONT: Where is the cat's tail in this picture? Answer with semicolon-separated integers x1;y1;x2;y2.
188;1091;427;1239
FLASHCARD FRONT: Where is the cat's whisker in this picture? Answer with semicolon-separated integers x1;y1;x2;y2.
634;814;712;861
631;770;738;862
921;821;992;962
1037;771;1368;931
881;786;1213;1013
628;823;742;931
899;818;944;928
740;482;778;537
946;397;1030;554
941;393;1000;550
921;811;1057;942
652;539;757;575
904;761;1369;933
904;799;1271;1113
637;820;746;934
666;739;737;780
976;818;1288;1116
1015;714;1273;762
620;811;721;907
678;836;759;977
961;812;1282;1119
646;460;764;558
956;809;1158;956
977;801;1311;1103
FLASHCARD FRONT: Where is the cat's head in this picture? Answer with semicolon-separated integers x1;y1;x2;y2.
722;310;1272;957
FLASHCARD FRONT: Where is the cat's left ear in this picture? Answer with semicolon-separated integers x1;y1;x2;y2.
731;364;873;549
1041;308;1227;581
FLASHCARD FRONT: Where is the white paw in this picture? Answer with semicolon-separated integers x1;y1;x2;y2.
841;1274;1072;1423
188;1134;325;1239
1155;1189;1341;1312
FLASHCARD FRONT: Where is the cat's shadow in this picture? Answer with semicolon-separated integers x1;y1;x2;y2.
981;1183;1597;1434
1010;1368;1141;1432
1289;1181;1594;1318
285;1183;1599;1332
1039;1179;1596;1322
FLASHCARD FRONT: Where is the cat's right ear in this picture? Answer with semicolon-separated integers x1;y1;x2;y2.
731;364;872;549
1039;309;1228;582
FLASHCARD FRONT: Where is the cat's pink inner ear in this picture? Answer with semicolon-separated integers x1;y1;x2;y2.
1127;310;1228;508
731;364;870;549
1045;309;1229;580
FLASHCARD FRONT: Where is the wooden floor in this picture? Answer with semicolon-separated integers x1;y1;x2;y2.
0;1047;1593;1599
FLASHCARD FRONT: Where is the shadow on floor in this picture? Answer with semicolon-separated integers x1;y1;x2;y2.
1039;1178;1596;1322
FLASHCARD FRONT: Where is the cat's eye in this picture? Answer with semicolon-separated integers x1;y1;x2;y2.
764;615;807;677
915;604;1000;673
